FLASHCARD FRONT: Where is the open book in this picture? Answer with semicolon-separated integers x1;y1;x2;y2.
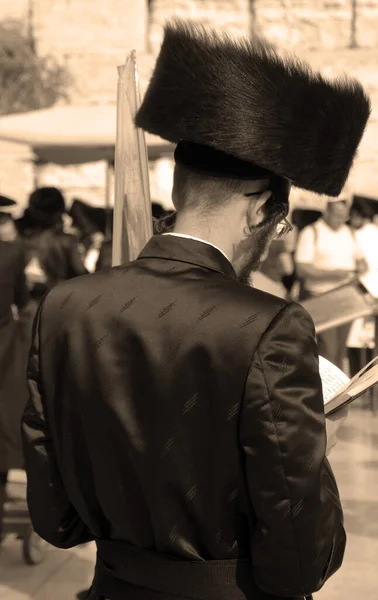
302;282;376;334
319;355;378;415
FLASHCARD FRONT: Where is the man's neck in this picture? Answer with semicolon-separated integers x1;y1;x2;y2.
172;224;233;262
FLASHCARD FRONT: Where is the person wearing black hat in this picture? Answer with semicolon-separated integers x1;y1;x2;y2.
0;195;30;540
17;187;87;300
349;194;378;231
0;238;30;541
22;21;370;600
67;197;113;277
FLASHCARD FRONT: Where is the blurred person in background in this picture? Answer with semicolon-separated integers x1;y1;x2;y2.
0;234;30;542
95;237;113;271
0;195;19;243
347;197;378;375
84;231;106;273
17;187;87;302
281;208;322;301
295;198;367;368
0;213;18;243
349;196;378;266
69;198;114;272
93;202;168;274
259;237;295;300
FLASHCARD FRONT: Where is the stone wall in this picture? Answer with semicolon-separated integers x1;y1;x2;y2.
0;0;33;206
252;0;378;204
0;0;29;25
254;0;378;50
254;0;352;50
0;0;148;208
34;0;148;104
148;0;252;53
297;49;378;203
355;0;378;47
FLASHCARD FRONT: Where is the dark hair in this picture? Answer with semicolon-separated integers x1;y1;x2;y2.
172;163;262;214
350;200;373;221
151;202;165;219
244;193;289;238
20;187;65;230
153;211;177;234
24;187;65;229
29;186;65;210
169;163;289;236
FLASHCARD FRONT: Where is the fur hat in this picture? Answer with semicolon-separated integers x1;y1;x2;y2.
136;20;371;196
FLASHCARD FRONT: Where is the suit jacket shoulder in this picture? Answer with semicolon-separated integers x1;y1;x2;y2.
43;263;289;335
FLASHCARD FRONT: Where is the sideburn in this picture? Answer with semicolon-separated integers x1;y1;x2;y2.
236;210;285;284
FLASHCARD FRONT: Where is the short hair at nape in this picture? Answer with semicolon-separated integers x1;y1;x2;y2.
172;163;254;214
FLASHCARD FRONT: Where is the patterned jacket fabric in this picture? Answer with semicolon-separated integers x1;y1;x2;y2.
22;234;345;600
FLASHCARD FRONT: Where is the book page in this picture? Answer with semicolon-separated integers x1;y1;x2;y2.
348;354;378;386
321;355;378;415
347;363;378;397
318;356;350;404
302;284;374;334
359;272;378;299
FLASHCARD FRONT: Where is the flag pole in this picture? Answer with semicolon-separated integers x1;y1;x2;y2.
112;50;152;267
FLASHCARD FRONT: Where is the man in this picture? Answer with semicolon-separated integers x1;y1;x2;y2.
296;198;367;368
17;187;87;299
22;21;370;600
347;196;378;375
258;238;293;299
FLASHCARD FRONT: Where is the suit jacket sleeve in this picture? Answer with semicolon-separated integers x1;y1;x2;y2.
21;299;93;549
240;302;346;598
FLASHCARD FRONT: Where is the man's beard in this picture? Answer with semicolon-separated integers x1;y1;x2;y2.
236;222;277;285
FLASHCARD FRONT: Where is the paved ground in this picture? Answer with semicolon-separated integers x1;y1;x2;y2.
1;402;378;599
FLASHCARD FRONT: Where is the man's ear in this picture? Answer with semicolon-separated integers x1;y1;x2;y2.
247;190;272;226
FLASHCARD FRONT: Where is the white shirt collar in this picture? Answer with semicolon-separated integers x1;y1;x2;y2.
162;232;230;262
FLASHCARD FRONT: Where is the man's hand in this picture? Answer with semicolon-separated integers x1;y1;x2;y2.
325;406;349;456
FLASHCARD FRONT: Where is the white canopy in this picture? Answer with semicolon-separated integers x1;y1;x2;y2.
0;105;174;164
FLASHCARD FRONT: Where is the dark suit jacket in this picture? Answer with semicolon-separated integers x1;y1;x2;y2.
0;241;29;471
0;240;29;319
22;235;345;600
